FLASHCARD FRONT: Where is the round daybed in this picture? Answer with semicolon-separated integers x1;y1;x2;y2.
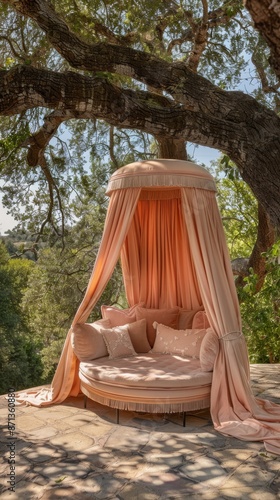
79;354;213;421
71;307;218;421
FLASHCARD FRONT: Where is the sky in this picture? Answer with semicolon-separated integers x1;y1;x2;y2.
0;144;220;235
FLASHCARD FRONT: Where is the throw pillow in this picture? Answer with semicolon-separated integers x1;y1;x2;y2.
135;307;179;346
152;323;206;358
101;304;140;326
192;310;210;329
71;319;111;362
127;319;151;353
200;329;219;371
101;326;137;359
178;308;201;329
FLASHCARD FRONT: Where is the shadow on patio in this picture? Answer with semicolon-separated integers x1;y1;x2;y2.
0;364;280;500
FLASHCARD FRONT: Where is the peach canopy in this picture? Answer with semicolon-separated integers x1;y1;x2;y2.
17;159;280;454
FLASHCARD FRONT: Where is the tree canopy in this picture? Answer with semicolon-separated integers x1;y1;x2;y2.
0;0;280;237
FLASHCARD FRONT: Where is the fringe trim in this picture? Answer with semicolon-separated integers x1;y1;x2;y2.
81;383;210;413
106;174;216;196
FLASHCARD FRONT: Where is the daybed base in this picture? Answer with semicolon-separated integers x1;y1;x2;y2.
79;353;212;423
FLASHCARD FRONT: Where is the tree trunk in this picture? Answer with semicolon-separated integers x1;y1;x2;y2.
236;203;275;291
245;0;280;81
156;138;188;160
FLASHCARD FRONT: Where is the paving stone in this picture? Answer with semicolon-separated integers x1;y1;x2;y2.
184;430;228;448
41;486;96;499
6;437;33;454
179;456;228;486
62;397;88;410
34;407;75;422
220;463;275;488
249;451;280;472
0;365;279;499
118;482;160;499
1;479;46;499
186;492;228;500
137;469;196;497
251;489;280;500
109;454;147;479
217;486;277;500
0;454;33;483
74;446;114;468
22;443;66;463
77;420;113;438
33;459;92;482
48;419;74;432
127;415;166;430
14;456;34;483
104;426;150;452
16;404;41;414
268;473;280;494
15;414;44;432
50;430;94;452
143;431;207;458
0;397;7;409
183;415;211;427
59;411;97;427
0;408;8;419
210;448;255;470
74;471;125;498
143;451;184;469
26;425;58;440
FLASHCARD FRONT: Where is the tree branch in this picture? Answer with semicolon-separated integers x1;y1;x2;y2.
187;0;209;72
0;0;259;117
21;110;73;166
0;65;243;151
245;0;280;81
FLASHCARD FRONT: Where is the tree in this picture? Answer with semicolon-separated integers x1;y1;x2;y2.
0;0;280;233
0;242;42;393
239;241;280;363
212;161;280;362
245;0;280;80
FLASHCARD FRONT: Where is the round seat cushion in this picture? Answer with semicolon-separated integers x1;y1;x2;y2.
79;353;212;389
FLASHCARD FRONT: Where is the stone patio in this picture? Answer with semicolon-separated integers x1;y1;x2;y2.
1;364;280;499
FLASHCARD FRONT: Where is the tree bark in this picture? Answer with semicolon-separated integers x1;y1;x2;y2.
247;203;275;291
156;138;188;160
235;203;275;290
245;0;280;81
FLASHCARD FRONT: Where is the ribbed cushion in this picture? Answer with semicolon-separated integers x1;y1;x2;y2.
192;310;210;329
200;329;219;372
71;319;110;361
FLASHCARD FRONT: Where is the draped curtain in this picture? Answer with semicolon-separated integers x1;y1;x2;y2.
181;187;280;455
121;190;201;309
16;188;141;406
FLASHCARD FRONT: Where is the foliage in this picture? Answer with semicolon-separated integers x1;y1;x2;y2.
211;157;258;258
239;241;280;363
0;242;43;393
210;159;280;364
